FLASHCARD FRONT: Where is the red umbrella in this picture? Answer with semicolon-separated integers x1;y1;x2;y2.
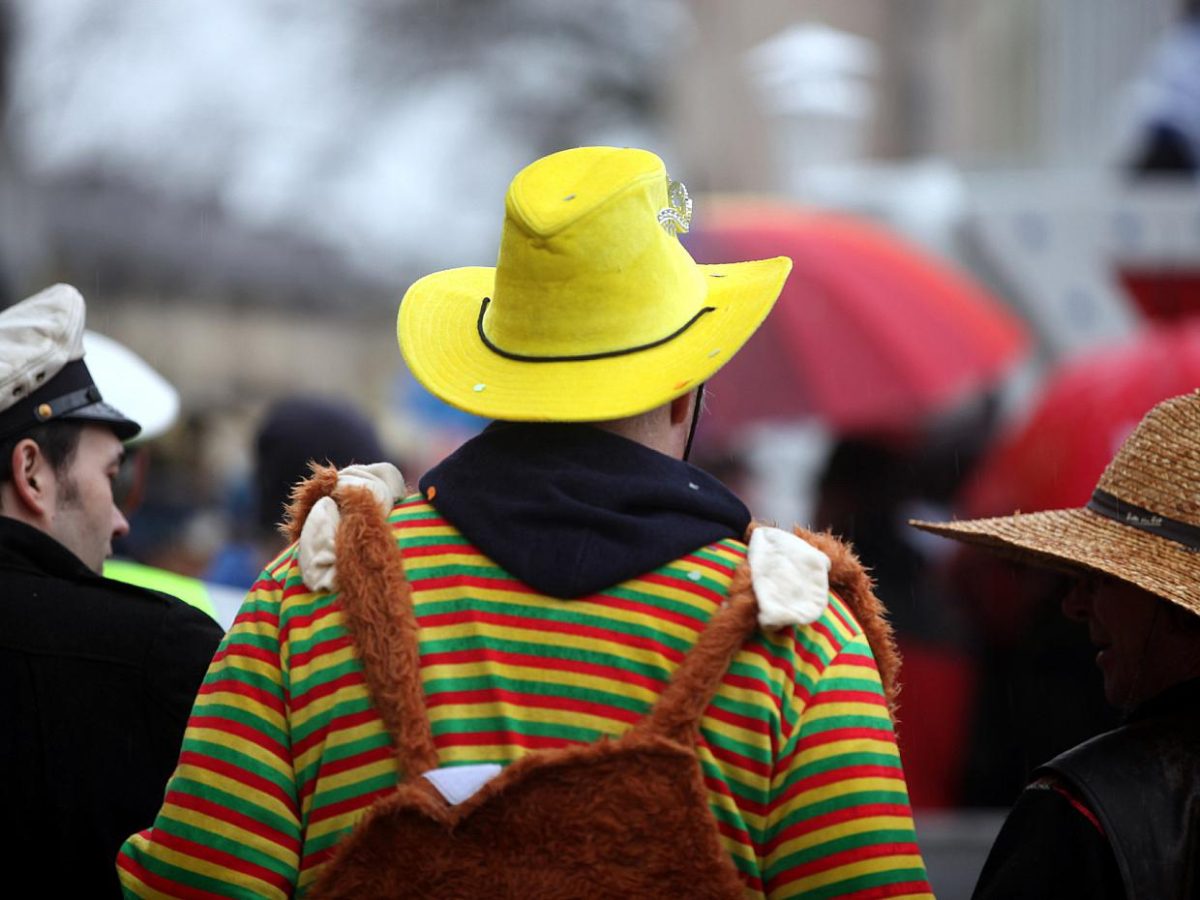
684;200;1029;437
960;321;1200;518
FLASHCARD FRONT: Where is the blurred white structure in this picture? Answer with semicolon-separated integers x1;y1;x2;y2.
746;24;878;175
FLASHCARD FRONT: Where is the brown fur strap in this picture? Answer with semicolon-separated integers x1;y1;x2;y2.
791;527;902;718
283;466;440;776
635;563;760;746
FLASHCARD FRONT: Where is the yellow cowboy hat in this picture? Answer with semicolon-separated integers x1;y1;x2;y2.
398;146;792;422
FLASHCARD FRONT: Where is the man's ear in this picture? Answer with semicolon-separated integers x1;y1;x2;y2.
9;438;53;519
669;391;694;426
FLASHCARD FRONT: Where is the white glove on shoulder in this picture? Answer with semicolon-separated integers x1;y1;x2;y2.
297;462;406;592
748;526;831;629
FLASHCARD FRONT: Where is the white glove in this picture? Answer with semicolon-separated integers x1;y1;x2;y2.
748;526;831;629
297;463;406;592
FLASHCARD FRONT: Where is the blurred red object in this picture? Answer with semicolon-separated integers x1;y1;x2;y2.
961;321;1200;518
685;200;1029;436
1118;268;1200;322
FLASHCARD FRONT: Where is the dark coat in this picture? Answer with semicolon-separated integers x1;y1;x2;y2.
0;516;224;897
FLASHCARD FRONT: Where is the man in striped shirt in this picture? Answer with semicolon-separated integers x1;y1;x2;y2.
119;147;931;898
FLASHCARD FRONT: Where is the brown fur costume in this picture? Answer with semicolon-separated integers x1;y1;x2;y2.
288;470;900;897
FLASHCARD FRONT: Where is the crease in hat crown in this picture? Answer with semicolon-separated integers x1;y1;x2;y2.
1091;389;1200;528
396;145;792;423
0;284;86;403
484;146;709;359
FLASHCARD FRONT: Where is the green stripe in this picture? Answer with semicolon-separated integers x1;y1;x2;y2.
156;812;295;881
308;771;396;814
409;594;697;653
799;713;894;735
294;727;391;787
419;633;674;686
289;655;364;699
431;715;605;743
171;777;300;841
793;750;904;779
771;789;914;831
181;737;296;794
423;673;651;716
290;695;378;747
125;847;272;899
195;702;289;748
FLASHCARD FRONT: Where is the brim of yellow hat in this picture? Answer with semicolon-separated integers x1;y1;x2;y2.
398;256;792;422
911;508;1200;617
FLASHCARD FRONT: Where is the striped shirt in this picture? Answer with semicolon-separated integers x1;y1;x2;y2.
119;496;931;898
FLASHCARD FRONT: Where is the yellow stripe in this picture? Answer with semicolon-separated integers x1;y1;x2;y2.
797;736;902;765
792;775;912;808
786;853;929;893
772;814;922;859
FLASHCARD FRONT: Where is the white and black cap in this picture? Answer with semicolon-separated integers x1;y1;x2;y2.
0;284;141;444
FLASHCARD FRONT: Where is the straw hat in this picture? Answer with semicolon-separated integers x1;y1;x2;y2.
912;390;1200;617
398;146;792;422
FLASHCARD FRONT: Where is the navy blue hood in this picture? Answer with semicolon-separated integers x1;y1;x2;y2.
418;422;750;599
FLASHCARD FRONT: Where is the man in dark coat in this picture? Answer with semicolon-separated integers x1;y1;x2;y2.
914;390;1200;900
0;284;224;897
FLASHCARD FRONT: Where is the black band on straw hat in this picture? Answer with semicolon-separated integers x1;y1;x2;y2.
1087;488;1200;552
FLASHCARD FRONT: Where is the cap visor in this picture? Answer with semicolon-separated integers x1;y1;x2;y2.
63;401;142;442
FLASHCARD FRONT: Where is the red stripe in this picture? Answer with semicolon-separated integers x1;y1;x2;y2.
230;609;280;629
417;608;687;662
774;763;908;807
313;742;395;780
147;828;294;893
277;599;343;643
197;677;286;716
288;634;354;670
306;782;393;826
178;750;299;816
166;789;301;854
188;716;291;764
421;646;666;694
292;707;382;762
827;597;859;636
288;670;368;714
435;730;571;751
212;641;279;668
702;737;771;780
766;802;917;851
116;852;229;900
637;572;726;607
796;726;898;753
809;689;889;709
425;686;643;724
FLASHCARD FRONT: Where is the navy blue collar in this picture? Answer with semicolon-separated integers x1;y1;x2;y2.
419;423;750;599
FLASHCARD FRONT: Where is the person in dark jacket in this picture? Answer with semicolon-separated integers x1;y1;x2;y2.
0;284;224;897
914;390;1200;900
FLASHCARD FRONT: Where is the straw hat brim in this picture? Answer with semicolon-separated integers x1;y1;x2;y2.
398;257;791;422
912;508;1200;617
